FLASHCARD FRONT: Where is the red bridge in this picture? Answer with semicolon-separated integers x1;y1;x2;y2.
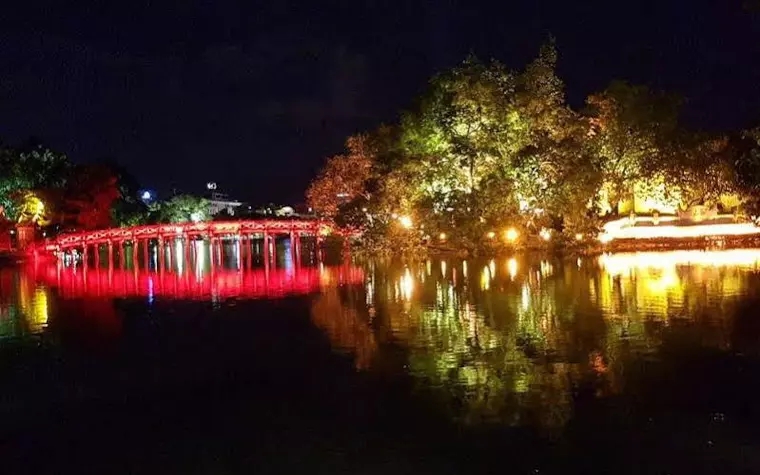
30;219;354;267
47;219;334;250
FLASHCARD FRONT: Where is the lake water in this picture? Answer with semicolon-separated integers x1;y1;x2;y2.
3;248;760;474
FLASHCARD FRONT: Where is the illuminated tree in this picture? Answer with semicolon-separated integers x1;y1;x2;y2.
586;81;681;212
306;134;375;219
0;143;70;221
13;191;50;226
731;129;760;217
660;136;739;209
400;55;522;209
153;194;209;223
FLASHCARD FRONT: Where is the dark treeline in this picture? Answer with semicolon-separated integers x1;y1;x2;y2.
306;42;760;254
0;142;210;232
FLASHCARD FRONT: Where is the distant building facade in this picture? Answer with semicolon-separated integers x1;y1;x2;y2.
205;182;243;216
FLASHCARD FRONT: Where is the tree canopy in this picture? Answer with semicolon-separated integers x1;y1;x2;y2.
306;41;760;254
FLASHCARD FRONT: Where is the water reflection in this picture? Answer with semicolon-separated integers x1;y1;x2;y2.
310;249;760;428
0;247;365;344
0;267;50;338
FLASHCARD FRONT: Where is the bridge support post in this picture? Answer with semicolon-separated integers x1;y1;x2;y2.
82;244;89;267
263;232;271;271
132;239;137;271
245;236;252;270
93;244;100;269
183;235;191;271
119;241;126;269
316;235;324;263
107;241;114;269
158;237;165;271
289;231;296;264
166;238;173;271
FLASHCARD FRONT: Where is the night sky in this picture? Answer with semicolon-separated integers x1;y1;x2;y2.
1;1;758;204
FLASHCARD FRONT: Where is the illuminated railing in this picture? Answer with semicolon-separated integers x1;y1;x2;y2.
40;219;340;252
599;216;760;242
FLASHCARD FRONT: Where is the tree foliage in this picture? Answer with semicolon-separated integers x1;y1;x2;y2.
0;143;70;221
308;41;751;253
586;81;681;209
63;164;121;230
153;194;210;223
306;134;375;219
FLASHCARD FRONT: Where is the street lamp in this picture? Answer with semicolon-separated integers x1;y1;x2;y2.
398;215;413;229
504;227;519;243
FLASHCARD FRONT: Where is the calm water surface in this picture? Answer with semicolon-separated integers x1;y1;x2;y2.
3;247;760;474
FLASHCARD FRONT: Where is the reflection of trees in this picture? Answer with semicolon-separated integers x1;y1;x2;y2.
373;262;591;428
310;286;377;370
0;268;50;338
310;252;756;429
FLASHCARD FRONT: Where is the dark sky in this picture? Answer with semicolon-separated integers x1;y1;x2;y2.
1;1;759;204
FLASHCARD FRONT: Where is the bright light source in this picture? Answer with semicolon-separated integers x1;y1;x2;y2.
141;191;152;200
439;232;447;241
398;215;413;229
486;231;496;239
575;233;584;241
598;233;613;244
504;228;519;243
539;228;552;241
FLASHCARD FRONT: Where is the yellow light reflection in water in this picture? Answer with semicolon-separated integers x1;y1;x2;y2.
540;260;553;278
400;269;414;300
600;249;760;275
309;250;760;430
28;288;49;333
480;266;491;291
507;258;518;281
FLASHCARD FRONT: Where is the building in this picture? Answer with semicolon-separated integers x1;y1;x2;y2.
206;182;243;217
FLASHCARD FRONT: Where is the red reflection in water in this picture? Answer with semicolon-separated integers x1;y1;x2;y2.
29;263;365;301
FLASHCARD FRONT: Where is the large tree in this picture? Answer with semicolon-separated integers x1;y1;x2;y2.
586;81;681;212
306;134;375;219
153;194;210;224
63;164;121;230
0;143;70;221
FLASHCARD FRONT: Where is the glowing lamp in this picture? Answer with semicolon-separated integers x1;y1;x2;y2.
504;228;519;243
398;215;413;229
486;231;496;239
539;228;552;241
439;232;447;241
575;233;584;241
141;191;152;200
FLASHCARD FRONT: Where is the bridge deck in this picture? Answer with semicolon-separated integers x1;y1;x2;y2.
48;219;335;250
